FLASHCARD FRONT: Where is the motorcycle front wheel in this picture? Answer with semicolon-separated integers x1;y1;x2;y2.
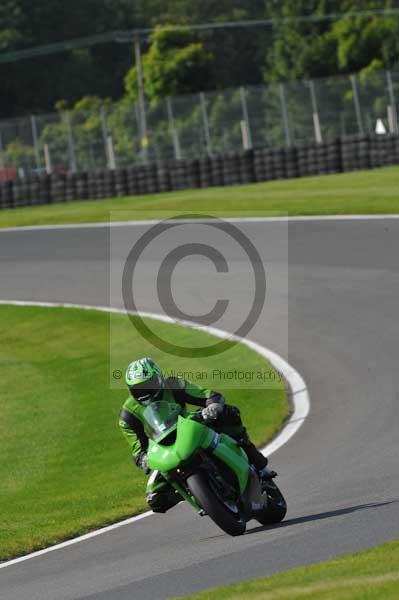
187;471;246;536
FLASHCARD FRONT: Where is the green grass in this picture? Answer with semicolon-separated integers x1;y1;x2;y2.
0;304;288;561
176;539;399;600
1;166;399;229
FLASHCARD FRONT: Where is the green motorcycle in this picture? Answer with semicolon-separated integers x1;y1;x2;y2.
144;401;287;536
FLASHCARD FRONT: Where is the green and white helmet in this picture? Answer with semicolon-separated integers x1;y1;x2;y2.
125;357;164;405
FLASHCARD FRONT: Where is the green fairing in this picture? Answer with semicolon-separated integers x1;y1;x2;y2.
213;434;249;494
147;416;214;472
122;399;286;534
147;414;249;495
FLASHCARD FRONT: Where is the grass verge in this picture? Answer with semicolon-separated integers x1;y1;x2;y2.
0;166;399;229
0;304;288;561
175;539;399;600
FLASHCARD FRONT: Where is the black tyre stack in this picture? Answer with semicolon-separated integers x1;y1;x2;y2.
222;152;241;186
239;150;256;184
185;158;201;189
341;136;359;172
95;169;105;199
2;180;14;208
285;147;299;180
103;169;116;199
326;139;342;174
76;172;89;200
169;159;189;190
26;176;36;206
2;134;399;210
114;168;128;197
297;145;310;178
270;147;284;180
51;174;67;204
210;155;225;187
65;173;77;202
12;179;24;208
87;171;98;201
198;157;212;189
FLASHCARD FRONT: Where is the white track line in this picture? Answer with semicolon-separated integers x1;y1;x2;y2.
0;299;309;570
1;214;399;233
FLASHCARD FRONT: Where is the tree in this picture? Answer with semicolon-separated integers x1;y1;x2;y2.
331;0;399;75
262;0;399;83
135;0;269;88
124;26;213;104
2;139;35;172
37;96;113;171
262;0;341;82
0;0;138;118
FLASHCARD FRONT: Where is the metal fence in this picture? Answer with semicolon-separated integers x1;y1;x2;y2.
0;67;398;178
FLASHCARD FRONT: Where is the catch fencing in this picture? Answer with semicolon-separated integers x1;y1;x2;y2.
0;67;398;179
1;134;398;209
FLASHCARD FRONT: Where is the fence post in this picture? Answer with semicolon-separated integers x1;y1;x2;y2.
44;144;52;174
386;71;399;135
240;121;251;150
134;32;148;163
133;101;141;146
166;97;182;160
107;136;117;170
66;111;77;172
31;115;41;170
309;81;323;143
350;75;364;136
199;92;212;156
100;106;110;168
279;83;292;146
240;86;253;150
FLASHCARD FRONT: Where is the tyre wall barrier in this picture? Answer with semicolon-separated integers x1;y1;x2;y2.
1;134;398;210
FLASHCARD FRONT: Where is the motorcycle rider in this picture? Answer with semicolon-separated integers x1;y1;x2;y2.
119;357;270;513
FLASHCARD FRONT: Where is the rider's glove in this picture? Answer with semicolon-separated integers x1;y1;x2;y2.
137;452;150;474
201;403;223;421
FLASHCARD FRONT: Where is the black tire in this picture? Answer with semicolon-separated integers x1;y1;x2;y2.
256;479;287;525
187;471;246;536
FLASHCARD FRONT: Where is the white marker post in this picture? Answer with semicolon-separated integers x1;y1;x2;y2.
375;118;387;135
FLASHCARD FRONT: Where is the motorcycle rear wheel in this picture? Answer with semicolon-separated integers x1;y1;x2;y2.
187;471;246;536
256;479;287;525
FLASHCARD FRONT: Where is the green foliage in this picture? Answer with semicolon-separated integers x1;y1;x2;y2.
1;0;399;121
2;139;35;171
264;0;340;81
1;0;399;159
264;0;399;83
332;2;399;75
0;0;268;118
0;0;138;116
125;26;213;105
37;96;113;171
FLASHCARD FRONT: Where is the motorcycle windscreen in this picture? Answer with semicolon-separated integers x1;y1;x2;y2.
143;400;181;441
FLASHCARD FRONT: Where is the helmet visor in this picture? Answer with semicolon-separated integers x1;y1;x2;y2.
130;374;162;404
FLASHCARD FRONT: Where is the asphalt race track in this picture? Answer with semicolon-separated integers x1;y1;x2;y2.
1;218;399;600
